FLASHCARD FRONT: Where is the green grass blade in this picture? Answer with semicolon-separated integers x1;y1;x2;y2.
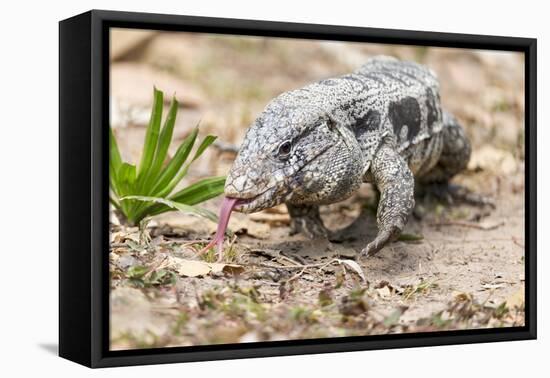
170;176;226;205
191;135;217;163
137;88;163;184
151;127;198;195
110;127;123;172
142;96;178;193
118;163;137;185
109;87;224;227
158;134;218;198
131;96;179;217
117;163;137;196
142;176;225;218
109;127;123;195
121;195;218;223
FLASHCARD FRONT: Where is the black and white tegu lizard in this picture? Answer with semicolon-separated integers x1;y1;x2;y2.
208;56;486;258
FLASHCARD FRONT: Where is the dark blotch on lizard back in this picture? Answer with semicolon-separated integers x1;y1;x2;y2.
389;97;421;142
351;109;381;138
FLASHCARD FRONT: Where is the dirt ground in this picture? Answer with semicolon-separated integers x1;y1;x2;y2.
109;29;525;350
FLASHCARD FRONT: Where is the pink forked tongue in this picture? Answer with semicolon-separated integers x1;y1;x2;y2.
200;197;239;259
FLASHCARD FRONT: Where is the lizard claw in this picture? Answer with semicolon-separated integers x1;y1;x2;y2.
425;183;495;209
361;239;385;258
361;227;400;258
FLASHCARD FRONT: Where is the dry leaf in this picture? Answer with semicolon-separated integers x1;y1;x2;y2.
336;259;366;283
480;283;507;290
168;256;244;277
171;259;212;277
110;231;126;244
210;263;245;275
376;286;392;298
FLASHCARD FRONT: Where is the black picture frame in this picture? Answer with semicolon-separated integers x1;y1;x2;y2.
59;9;537;368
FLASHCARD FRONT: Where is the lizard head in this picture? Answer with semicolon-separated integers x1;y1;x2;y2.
224;91;364;213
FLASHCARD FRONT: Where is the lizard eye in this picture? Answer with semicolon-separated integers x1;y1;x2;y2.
277;140;292;159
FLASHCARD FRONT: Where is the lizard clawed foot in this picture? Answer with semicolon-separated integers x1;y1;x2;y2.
424;183;495;208
287;203;329;239
447;184;495;208
361;226;400;258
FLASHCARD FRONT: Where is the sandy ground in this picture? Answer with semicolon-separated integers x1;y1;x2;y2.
108;30;525;349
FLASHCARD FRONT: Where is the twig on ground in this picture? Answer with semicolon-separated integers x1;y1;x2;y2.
110;243;128;249
258;259;337;271
430;220;505;230
278;253;306;266
318;259;339;273
177;239;212;245
286;268;307;283
257;280;281;286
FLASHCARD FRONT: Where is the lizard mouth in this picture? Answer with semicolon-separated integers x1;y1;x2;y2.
227;187;275;213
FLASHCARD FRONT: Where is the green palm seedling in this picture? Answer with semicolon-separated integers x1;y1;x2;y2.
110;87;225;226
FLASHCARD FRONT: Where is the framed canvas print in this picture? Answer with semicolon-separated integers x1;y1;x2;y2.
59;10;536;368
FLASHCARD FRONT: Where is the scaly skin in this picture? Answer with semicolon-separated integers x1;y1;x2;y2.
224;56;477;257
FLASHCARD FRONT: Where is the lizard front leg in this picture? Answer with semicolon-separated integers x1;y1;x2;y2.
286;203;328;239
363;142;415;257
